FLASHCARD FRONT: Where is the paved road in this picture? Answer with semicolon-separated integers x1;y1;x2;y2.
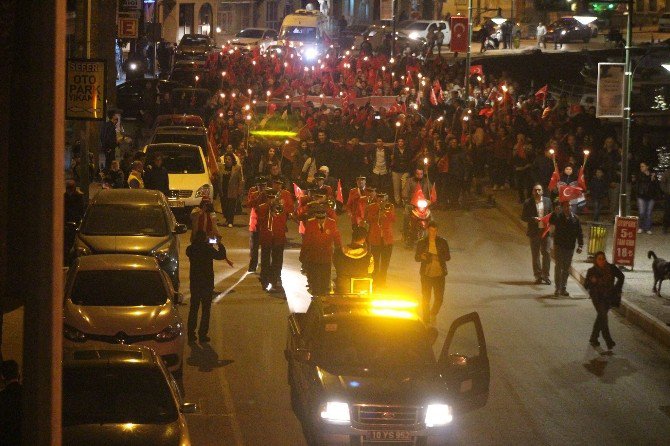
173;202;670;445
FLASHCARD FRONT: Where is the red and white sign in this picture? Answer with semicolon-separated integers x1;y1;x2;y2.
118;17;138;39
612;216;638;267
450;17;469;53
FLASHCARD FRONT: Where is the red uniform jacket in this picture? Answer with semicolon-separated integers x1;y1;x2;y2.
256;202;289;246
365;202;396;246
300;217;342;264
346;187;368;226
247;186;263;232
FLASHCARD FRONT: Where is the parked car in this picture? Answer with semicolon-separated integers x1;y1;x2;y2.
397;20;451;45
175;33;216;66
659;12;670;32
152;114;205;132
339;24;369;49
545;17;592;44
148;125;219;182
62;345;195;445
116;79;184;119
230;28;278;53
70;189;187;290
169;64;209;88
142;143;214;211
63;255;185;373
352;26;427;54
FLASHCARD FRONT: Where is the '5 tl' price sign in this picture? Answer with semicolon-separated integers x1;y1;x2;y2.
612;216;638;267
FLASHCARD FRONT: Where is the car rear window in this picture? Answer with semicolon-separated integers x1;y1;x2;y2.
70;270;167;306
63;366;178;425
404;22;429;31
146;145;205;174
180;35;209;45
280;26;317;41
82;204;168;236
237;29;264;38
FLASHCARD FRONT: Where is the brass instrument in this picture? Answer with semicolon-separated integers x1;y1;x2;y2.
382;202;394;212
325;198;337;210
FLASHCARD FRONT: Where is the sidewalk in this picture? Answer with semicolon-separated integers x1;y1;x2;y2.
494;189;670;348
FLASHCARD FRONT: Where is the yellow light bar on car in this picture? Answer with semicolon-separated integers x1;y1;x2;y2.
369;299;419;310
370;308;418;320
250;130;298;138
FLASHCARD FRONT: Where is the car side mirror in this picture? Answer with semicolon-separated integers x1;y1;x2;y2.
180;402;197;414
174;223;188;234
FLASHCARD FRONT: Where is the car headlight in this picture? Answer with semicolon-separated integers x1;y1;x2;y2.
409;32;419;40
561;30;567;35
424;404;453;427
304;47;318;61
319;401;350;424
156;324;182;343
64;324;87;343
195;184;212;198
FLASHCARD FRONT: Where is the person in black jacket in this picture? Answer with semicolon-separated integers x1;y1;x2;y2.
521;184;553;284
186;231;231;343
633;161;659;234
550;201;584;297
0;359;22;446
99;110;119;170
333;226;374;293
584;251;624;350
144;155;170;196
415;221;450;325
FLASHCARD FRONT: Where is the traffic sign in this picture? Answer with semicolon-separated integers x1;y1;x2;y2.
612;216;638;267
66;59;106;121
118;17;139;38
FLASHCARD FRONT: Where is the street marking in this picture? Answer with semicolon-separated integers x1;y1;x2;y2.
215;360;245;446
213;268;253;303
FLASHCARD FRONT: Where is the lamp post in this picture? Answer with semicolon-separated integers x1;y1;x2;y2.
464;0;474;96
620;0;633;216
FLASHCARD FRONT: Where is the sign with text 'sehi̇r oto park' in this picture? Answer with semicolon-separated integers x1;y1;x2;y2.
66;58;106;121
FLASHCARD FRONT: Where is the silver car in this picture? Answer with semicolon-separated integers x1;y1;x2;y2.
63;254;185;373
70;189;187;290
62;345;195;446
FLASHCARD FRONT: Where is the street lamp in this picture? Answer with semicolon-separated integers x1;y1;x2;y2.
662;64;670;72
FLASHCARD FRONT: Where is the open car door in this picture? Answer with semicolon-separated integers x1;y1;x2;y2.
437;312;490;412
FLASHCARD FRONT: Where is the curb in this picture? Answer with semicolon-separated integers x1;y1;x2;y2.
495;198;670;349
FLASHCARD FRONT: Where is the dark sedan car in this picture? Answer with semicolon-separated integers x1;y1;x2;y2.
286;294;490;445
116;79;184;119
62;345;195;446
545;17;592;44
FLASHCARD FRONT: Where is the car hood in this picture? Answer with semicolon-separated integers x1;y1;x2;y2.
63;422;182;446
78;234;170;254
66;303;173;335
317;366;446;405
232;37;261;45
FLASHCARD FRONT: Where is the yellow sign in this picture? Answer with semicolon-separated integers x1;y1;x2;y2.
66;59;106;120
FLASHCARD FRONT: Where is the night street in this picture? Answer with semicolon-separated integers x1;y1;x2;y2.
173;201;670;445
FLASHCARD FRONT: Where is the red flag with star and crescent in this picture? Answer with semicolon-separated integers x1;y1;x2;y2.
538;212;552;238
450;16;469;53
558;185;584;202
548;165;560;191
336;179;343;204
411;184;426;207
577;165;587;191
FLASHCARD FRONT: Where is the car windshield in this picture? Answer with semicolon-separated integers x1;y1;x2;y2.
280;26;317;41
70;270;167;306
63;367;178;426
180;35;209;45
237;29;264;38
403;22;429;31
313;317;435;374
146;145;205;174
82;204;168;236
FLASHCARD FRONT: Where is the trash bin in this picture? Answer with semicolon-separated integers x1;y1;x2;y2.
587;223;607;259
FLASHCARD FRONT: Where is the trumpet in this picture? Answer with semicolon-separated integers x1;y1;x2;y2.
381;202;394;212
325;198;337;210
270;197;285;216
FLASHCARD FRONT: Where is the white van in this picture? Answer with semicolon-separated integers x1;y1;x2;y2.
142;143;213;211
278;9;330;61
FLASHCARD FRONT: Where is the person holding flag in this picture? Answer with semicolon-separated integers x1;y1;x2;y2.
521;183;553;285
402;167;433;246
550;200;584;297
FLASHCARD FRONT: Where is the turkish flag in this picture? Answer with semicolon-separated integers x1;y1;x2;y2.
411;184;426;207
478;107;494;117
469;65;484;76
535;84;548;101
405;72;413;88
430;183;437;203
578;166;587;191
538;212;552;238
548;167;560;191
336;179;344;204
558;184;584;202
293;183;303;199
450;17;469;53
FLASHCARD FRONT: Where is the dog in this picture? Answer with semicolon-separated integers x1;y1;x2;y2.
648;251;670;297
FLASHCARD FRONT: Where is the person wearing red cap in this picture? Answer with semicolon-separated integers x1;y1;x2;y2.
301;206;342;295
364;192;396;288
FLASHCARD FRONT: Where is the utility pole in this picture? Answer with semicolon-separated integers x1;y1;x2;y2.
392;0;396;57
620;0;633;217
464;0;473;95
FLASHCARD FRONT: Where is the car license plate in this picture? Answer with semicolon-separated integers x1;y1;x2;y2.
364;430;413;442
169;200;185;208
